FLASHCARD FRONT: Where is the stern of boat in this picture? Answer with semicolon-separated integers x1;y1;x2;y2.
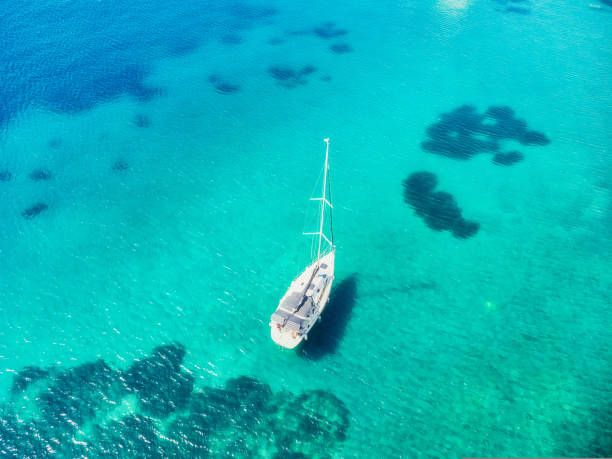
270;326;304;349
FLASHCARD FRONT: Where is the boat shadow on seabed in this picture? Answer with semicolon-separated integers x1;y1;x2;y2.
299;273;359;361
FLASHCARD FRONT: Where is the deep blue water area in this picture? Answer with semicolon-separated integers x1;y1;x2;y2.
0;0;276;126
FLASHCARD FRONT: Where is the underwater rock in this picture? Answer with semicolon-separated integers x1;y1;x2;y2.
313;22;348;39
482;105;528;140
123;343;194;417
0;411;51;457
268;65;317;88
11;366;50;394
167;389;241;455
0;342;350;457
420;191;463;231
422;104;549;163
296;390;350;442
492;151;524;165
422;105;498;159
225;376;273;422
300;65;317;75
215;82;241;94
403;171;479;239
320;75;332;82
451;218;481;239
141;343;186;372
29;168;52;181
484;105;549;145
167;411;212;456
0;170;11;182
521;130;550;146
112;159;129;171
269;389;350;455
170;375;349;457
190;387;241;428
38;360;120;433
134;113;151;128
186;376;272;430
209;74;241;94
22;203;48;219
92;415;167;458
404;171;438;195
269;66;297;81
330;43;353;54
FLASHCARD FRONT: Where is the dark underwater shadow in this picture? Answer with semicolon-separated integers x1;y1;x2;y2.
299;274;359;360
3;342;350;457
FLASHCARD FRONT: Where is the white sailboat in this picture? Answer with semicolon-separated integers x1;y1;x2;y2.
270;138;335;349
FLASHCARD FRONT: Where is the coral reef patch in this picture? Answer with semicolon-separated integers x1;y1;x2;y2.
330;43;353;54
111;159;129;171
421;104;549;164
268;65;318;88
1;342;350;458
0;170;11;182
403;171;479;239
123;343;194;417
92;415;166;457
493;151;524;166
285;21;352;51
134;113;151;128
29;168;52;181
38;359;118;435
208;74;241;94
11;366;49;394
22;202;49;219
313;22;348;39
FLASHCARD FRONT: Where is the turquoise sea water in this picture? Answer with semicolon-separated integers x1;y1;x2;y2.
1;0;611;457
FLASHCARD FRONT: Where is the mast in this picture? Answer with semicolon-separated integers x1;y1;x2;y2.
303;138;333;261
318;138;330;261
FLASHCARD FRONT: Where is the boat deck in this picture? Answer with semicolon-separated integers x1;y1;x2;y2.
270;251;335;348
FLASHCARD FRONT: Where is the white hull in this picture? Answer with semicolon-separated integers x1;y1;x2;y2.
270;138;335;350
270;250;335;349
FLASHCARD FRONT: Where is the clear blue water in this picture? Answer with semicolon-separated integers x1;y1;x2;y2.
1;0;611;457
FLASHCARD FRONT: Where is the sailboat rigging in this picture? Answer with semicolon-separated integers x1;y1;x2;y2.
270;138;336;349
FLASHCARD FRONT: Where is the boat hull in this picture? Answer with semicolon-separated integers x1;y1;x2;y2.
270;251;335;349
270;325;305;349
